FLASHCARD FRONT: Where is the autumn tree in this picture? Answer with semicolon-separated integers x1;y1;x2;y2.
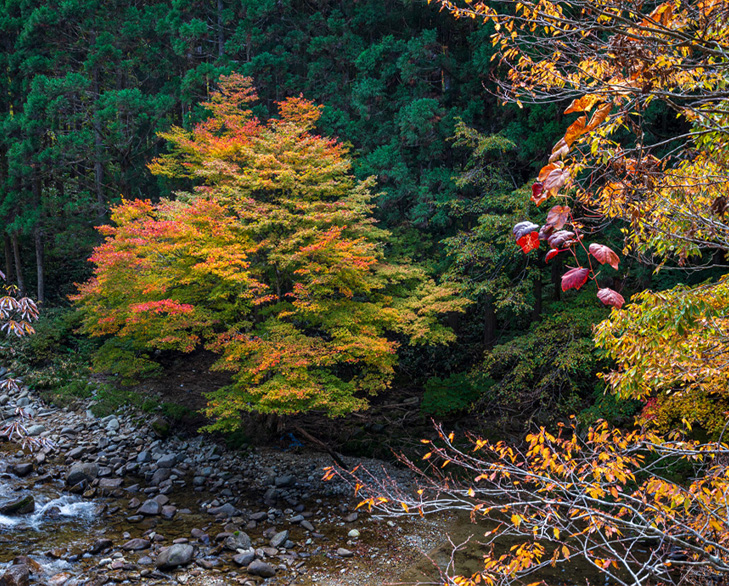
73;74;466;427
332;420;729;586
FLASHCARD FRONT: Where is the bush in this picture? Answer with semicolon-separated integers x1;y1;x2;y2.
421;372;494;417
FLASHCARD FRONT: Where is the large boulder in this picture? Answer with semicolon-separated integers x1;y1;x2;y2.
247;560;275;578
155;544;194;569
0;564;30;586
65;463;98;486
224;532;251;551
0;495;35;515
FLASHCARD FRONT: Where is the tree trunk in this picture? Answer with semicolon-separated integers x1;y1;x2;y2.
3;234;13;284
11;232;25;297
92;61;106;217
34;228;44;304
217;0;225;57
551;255;562;301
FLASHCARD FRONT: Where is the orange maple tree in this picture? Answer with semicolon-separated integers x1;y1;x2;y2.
73;75;467;426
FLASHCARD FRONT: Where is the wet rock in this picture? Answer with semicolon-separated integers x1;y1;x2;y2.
137;500;161;515
247;560;275;578
138;556;153;565
232;550;256;566
66;462;98;486
150;468;171;486
10;463;33;477
48;572;73;586
270;530;289;549
24;425;45;437
0;495;34;515
121;538;151;551
0;564;29;586
156;454;176;468
207;503;238;517
97;478;123;492
161;505;177;519
274;475;295;488
66;447;85;460
224;532;252;551
87;538;113;554
155;543;194;569
337;548;354;558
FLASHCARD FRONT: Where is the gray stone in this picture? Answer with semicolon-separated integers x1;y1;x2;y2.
24;425;44;437
121;538;151;551
232;550;256;567
0;395;8;406
66;447;85;460
301;520;315;532
0;564;30;586
98;478;123;490
156;454;176;468
337;548;354;557
16;397;30;408
161;505;177;519
224;532;251;551
10;463;33;477
155;544;194;569
207;503;238;517
151;468;171;486
348;529;360;538
138;500;161;516
105;418;120;432
136;451;151;463
0;495;34;515
247;560;275;578
274;475;295;487
66;463;98;486
270;530;289;549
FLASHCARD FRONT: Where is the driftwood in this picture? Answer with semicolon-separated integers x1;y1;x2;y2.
293;424;349;470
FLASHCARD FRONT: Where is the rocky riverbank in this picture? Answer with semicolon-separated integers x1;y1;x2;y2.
0;378;451;586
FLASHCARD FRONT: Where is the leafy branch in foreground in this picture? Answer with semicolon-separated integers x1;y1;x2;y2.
328;421;729;586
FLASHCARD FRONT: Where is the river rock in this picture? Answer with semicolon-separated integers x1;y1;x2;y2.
66;462;98;486
150;468;171;485
337;548;354;557
0;564;29;586
87;538;113;554
247;560;275;578
105;417;120;432
270;530;289;549
156;454;176;468
224;532;251;551
274;474;295;487
138;500;161;515
47;572;73;586
10;463;33;477
122;538;151;551
155;544;194;569
207;503;238;517
232;549;256;566
0;495;35;515
24;425;44;436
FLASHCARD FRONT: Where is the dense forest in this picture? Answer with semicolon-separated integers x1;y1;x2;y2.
2;0;729;584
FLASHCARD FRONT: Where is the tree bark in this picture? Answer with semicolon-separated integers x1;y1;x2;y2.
551;255;562;301
92;59;106;218
34;228;44;304
11;232;25;297
3;234;13;284
217;0;225;57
